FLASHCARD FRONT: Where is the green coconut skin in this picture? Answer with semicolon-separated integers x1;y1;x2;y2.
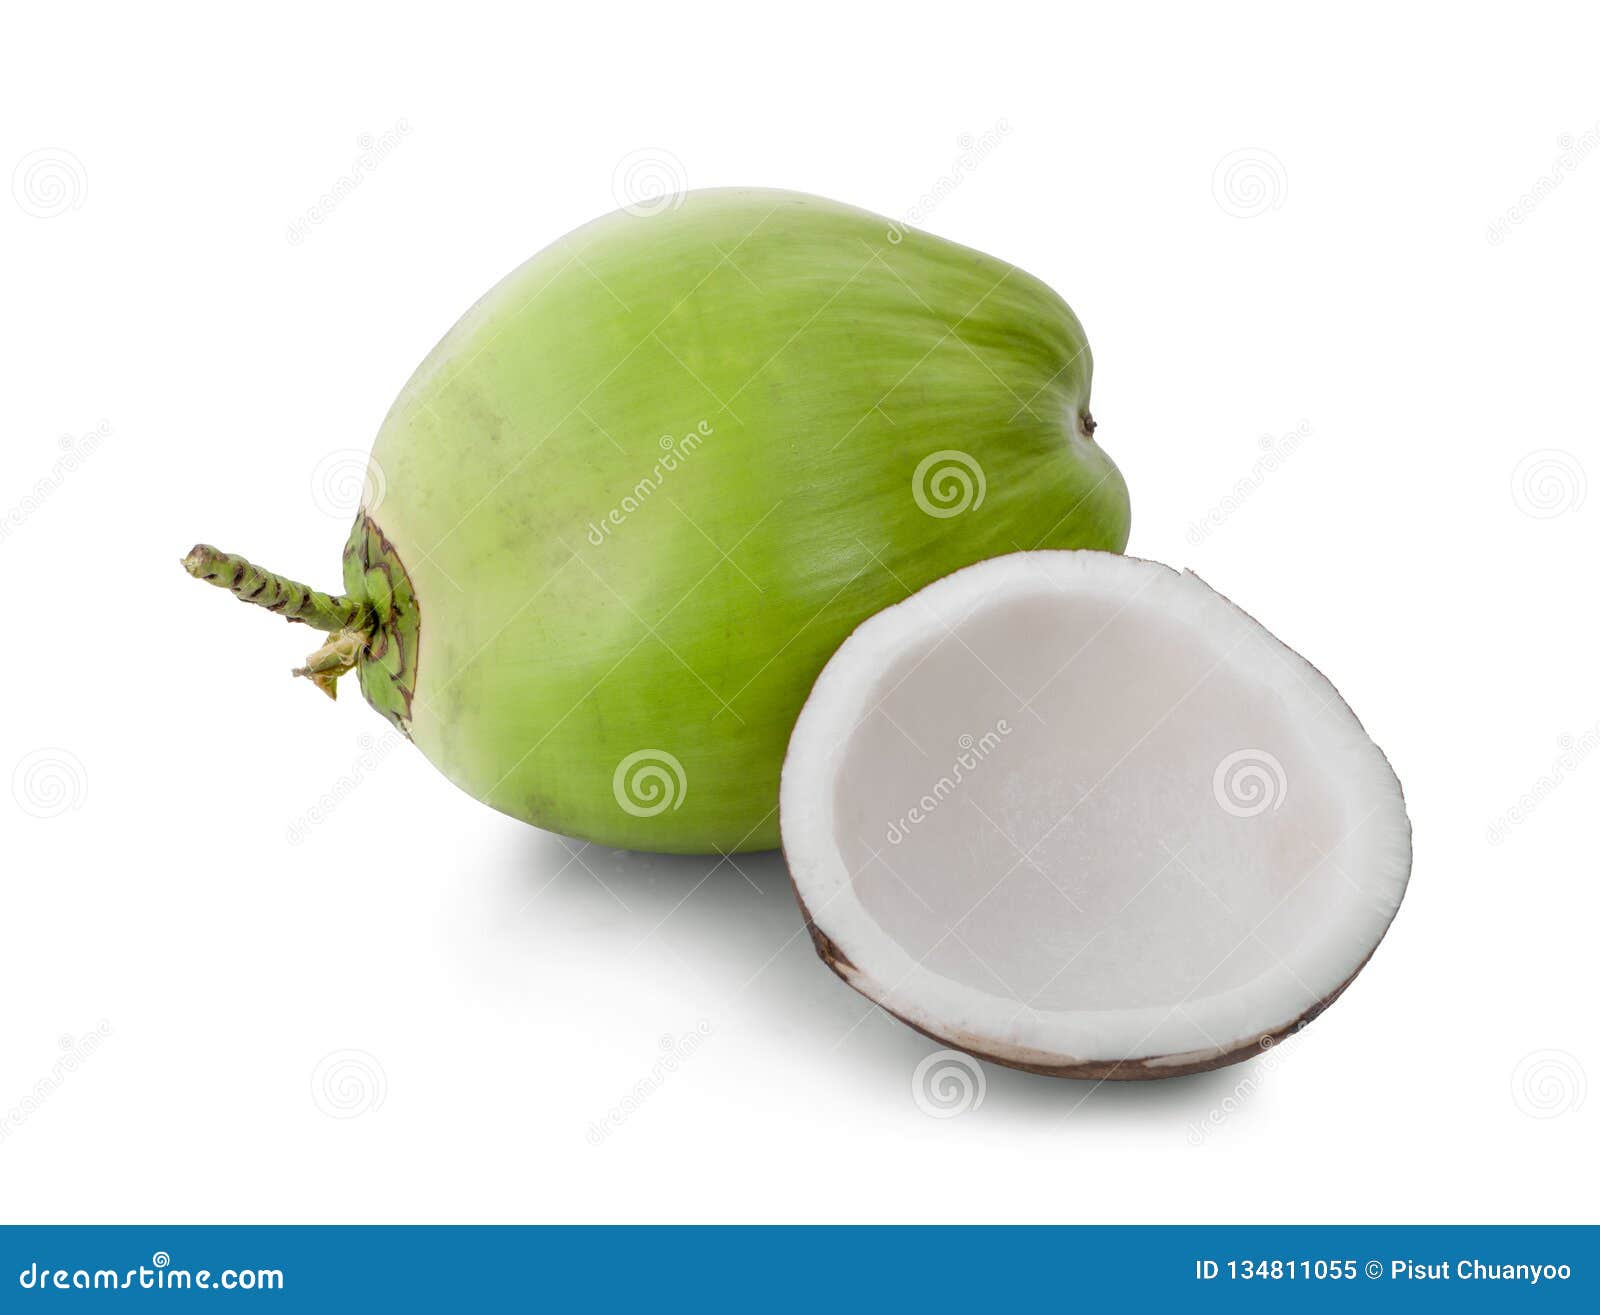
187;189;1129;853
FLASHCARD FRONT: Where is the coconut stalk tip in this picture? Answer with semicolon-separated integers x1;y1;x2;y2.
179;543;373;635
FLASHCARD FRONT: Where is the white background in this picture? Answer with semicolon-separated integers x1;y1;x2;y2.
2;1;1595;1223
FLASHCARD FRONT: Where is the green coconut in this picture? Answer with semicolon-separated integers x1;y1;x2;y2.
184;188;1129;852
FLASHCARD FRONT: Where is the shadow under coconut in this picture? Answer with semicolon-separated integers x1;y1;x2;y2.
505;830;840;1010
506;829;1278;1121
507;830;798;940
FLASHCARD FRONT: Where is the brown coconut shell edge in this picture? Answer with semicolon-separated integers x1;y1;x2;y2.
790;870;1392;1081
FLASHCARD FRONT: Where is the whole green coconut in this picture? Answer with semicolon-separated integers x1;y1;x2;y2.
186;189;1129;852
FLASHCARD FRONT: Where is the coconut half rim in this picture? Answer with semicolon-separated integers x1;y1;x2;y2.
779;550;1412;1079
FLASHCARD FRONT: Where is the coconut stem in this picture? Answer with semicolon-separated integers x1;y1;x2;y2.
182;544;373;634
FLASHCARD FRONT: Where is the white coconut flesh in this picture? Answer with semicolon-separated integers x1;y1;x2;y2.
780;551;1411;1078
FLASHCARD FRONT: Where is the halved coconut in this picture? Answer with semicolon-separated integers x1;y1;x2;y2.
780;551;1411;1079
